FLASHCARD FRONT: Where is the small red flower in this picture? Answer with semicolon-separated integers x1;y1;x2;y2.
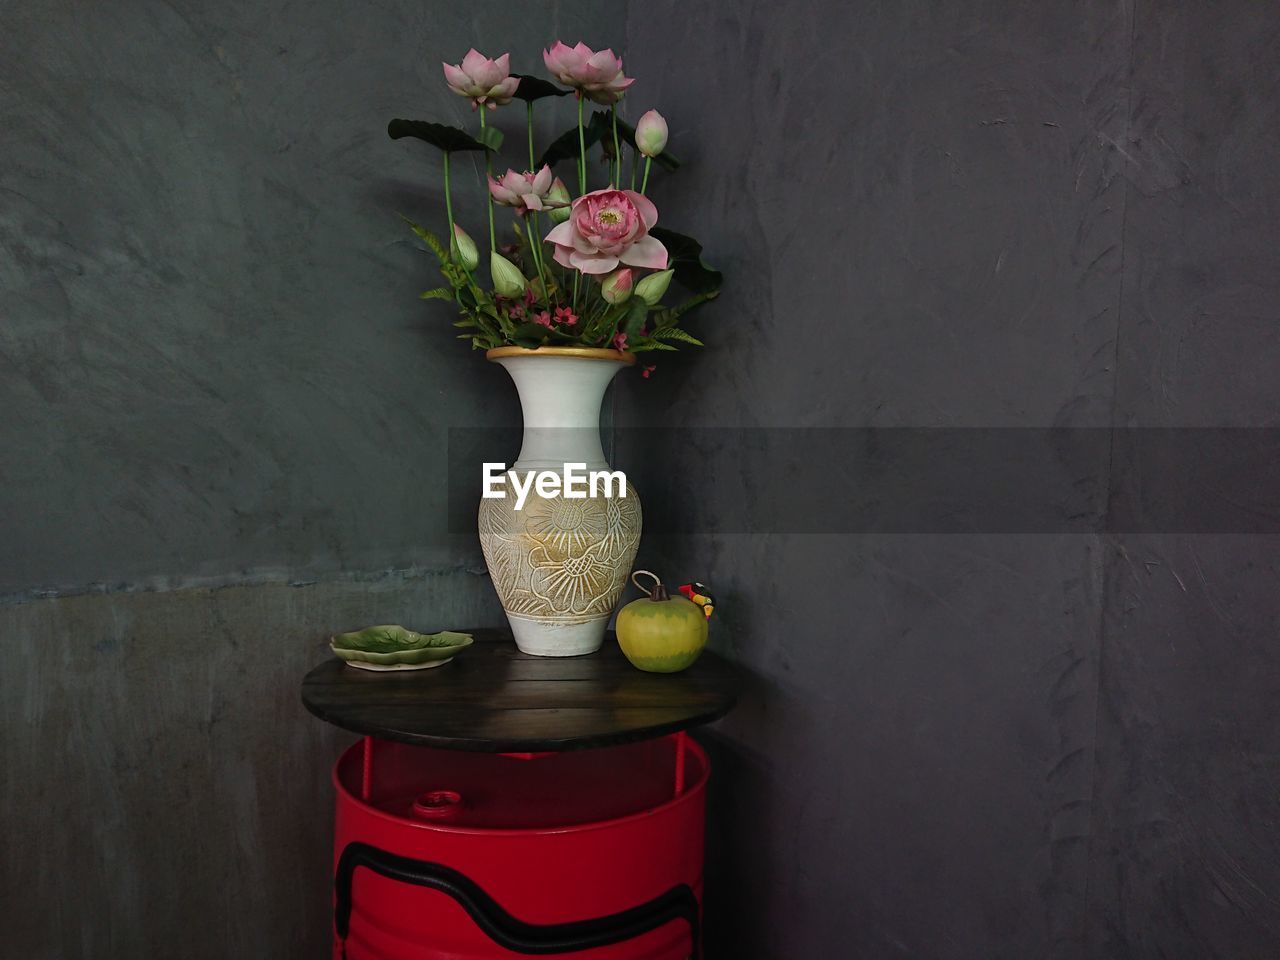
533;311;553;328
612;333;628;351
555;306;579;327
642;365;656;379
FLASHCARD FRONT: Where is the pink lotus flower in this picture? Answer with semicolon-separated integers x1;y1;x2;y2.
542;42;634;104
442;49;519;110
544;188;668;275
488;165;556;214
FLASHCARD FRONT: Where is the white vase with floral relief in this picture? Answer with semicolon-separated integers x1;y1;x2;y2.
478;346;642;657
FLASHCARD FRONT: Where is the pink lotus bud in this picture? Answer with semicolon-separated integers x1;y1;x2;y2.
601;268;634;304
635;110;668;158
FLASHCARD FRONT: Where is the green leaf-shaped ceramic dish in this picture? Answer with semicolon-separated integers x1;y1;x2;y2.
330;626;473;672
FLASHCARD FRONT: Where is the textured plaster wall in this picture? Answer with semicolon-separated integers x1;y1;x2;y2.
0;0;618;596
621;1;1280;958
0;2;620;956
5;1;1280;958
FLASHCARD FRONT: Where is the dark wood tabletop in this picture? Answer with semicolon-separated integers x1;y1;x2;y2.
301;627;739;752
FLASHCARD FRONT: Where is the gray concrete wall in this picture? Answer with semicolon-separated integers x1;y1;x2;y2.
0;2;620;956
6;1;1280;957
0;0;619;596
621;1;1280;958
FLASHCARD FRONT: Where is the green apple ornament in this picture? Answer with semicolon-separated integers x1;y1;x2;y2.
616;570;710;673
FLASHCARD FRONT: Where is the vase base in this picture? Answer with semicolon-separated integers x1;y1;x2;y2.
506;615;607;657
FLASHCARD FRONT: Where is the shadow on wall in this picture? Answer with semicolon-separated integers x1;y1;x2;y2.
699;722;775;956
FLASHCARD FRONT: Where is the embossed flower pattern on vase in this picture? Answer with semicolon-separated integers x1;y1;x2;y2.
479;480;640;624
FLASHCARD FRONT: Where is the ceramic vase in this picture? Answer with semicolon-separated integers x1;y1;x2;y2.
478;347;642;657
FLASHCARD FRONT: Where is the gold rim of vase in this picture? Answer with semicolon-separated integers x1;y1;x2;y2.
485;346;637;364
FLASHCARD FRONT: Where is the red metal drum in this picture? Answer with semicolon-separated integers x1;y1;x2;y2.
332;734;708;959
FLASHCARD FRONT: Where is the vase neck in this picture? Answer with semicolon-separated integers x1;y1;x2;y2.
495;355;625;470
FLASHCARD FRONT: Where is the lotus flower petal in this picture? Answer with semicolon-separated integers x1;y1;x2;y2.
550;242;575;269
545;220;576;246
622;190;658;230
530;165;553;194
618;235;668;270
569;250;620;274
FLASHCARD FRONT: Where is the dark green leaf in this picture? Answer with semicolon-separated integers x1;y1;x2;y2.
653;292;713;328
510;322;550;348
399;215;449;265
649;227;723;296
652;326;704;346
512;74;572;102
620;299;649;341
628;337;678;352
420;287;453;301
545;325;579;342
537;121;604;168
387;119;491;153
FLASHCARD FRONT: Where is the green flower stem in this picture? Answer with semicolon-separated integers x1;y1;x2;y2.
479;108;496;256
573;270;581;312
576;94;586;195
610;105;621;186
442;151;478;285
630;146;638;191
526;101;536;169
640;156;653;195
443;151;456;247
526;213;551;306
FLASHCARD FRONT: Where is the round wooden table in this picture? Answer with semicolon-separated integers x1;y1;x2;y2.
302;626;739;753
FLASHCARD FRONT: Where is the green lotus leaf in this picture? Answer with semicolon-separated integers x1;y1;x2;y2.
648;227;723;296
537;121;605;169
387;119;491;153
512;74;572;102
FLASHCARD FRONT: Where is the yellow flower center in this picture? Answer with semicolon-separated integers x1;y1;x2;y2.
597;208;623;225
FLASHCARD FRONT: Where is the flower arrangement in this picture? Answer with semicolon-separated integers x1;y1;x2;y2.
388;43;722;360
